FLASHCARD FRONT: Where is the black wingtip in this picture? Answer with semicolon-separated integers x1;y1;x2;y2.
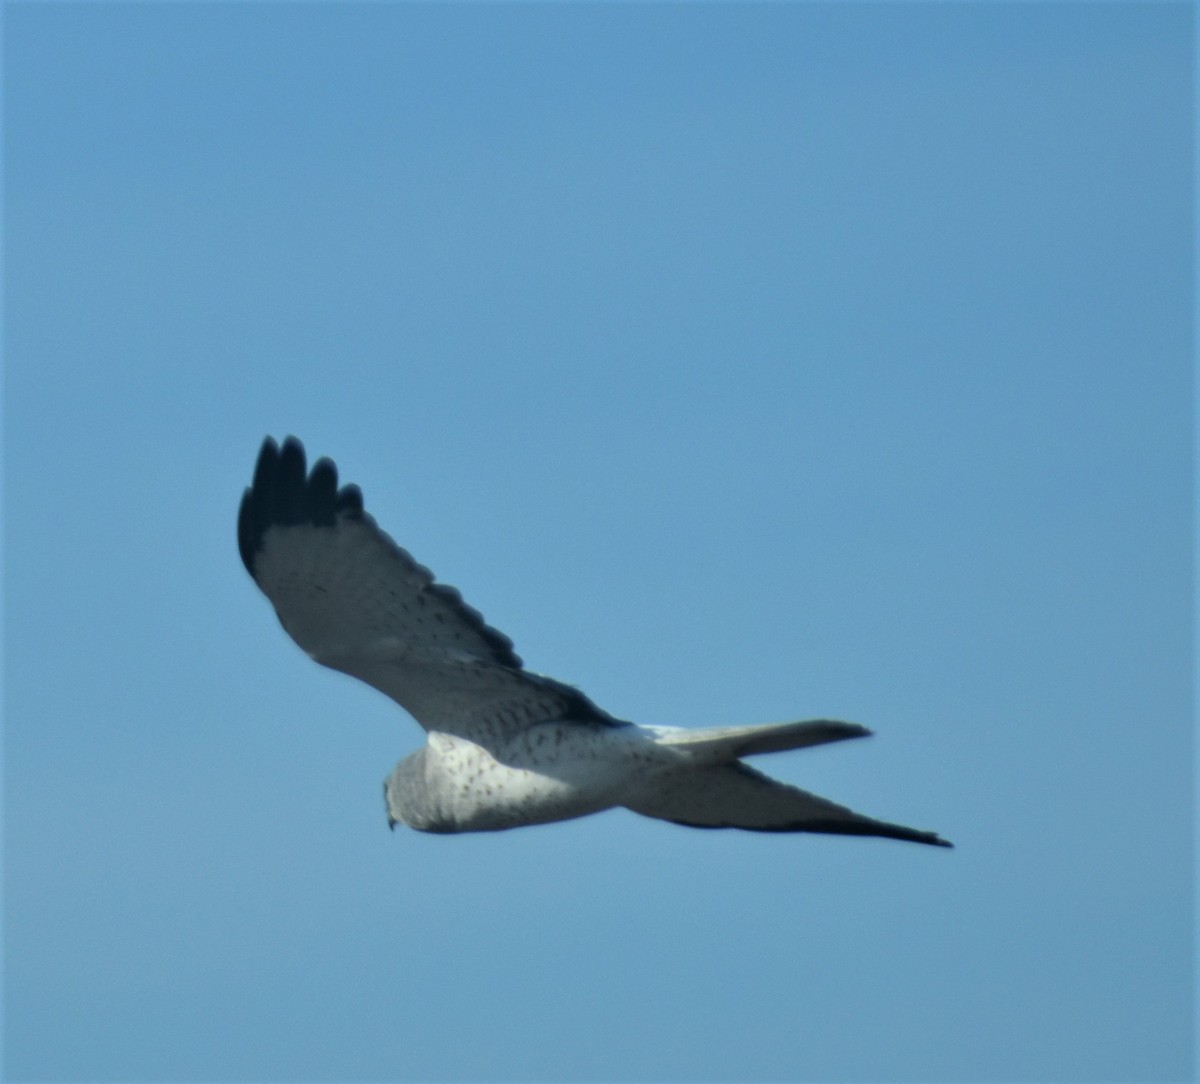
809;820;954;849
335;483;364;519
308;457;339;527
859;824;954;849
692;817;955;848
237;435;532;673
237;435;357;577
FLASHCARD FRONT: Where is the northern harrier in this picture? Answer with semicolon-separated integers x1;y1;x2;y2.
239;436;951;847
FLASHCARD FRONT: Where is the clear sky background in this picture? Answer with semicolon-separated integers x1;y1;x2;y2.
4;4;1193;1082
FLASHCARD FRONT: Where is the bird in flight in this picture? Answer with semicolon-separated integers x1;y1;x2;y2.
239;436;951;847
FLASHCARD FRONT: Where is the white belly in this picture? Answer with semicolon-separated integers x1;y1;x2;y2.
389;723;670;833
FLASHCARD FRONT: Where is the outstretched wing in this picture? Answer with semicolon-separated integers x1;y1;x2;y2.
624;762;952;847
238;436;623;741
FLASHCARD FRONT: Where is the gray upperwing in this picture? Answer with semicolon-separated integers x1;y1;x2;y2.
240;436;624;739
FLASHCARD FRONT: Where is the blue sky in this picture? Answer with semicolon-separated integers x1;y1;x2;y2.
4;4;1193;1081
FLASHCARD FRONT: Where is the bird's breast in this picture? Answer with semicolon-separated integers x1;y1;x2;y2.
407;725;665;832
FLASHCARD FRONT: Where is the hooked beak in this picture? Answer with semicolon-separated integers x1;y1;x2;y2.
383;781;397;830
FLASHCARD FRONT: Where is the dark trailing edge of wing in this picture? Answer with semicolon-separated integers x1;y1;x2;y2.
665;816;953;847
238;436;628;723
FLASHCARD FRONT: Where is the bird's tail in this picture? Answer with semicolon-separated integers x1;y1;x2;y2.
648;718;871;763
624;760;952;847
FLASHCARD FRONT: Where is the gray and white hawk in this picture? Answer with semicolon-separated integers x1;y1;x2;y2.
239;436;951;847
